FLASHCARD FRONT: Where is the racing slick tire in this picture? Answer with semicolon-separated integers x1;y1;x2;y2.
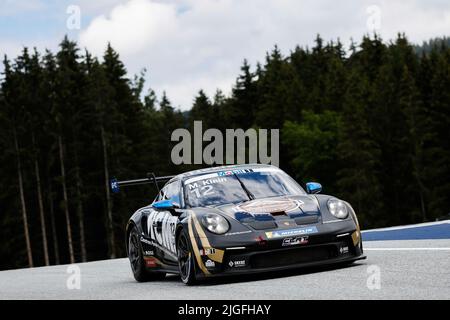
177;229;198;285
128;225;166;282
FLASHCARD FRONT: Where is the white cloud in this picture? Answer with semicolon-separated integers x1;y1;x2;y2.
79;0;178;57
376;0;450;43
75;0;125;15
76;0;450;110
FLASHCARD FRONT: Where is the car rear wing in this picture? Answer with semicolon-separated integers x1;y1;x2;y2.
110;173;175;194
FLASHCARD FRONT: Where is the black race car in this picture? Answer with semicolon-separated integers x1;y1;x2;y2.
111;164;365;285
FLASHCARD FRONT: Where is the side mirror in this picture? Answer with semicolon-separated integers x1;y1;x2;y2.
306;182;322;194
152;199;179;210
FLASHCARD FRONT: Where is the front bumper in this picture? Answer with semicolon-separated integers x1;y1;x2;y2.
193;222;365;278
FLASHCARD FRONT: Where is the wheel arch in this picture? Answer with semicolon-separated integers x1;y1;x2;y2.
125;221;136;253
175;224;185;246
125;208;148;252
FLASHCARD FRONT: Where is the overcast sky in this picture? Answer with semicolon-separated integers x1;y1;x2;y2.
1;0;449;109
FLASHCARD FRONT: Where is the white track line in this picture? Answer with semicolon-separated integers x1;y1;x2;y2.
365;248;450;251
362;219;450;233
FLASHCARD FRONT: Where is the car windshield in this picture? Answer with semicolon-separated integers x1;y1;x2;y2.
184;168;306;208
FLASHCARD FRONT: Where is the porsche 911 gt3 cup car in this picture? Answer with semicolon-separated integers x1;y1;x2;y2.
111;164;365;285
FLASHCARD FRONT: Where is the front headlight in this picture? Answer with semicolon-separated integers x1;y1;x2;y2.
201;214;229;234
327;199;349;219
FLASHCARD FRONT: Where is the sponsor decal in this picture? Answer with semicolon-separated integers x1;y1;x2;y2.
340;246;349;254
184;167;280;185
228;259;246;268
236;198;303;214
199;248;216;256
144;257;158;267
188;177;227;189
217;169;254;177
205;259;215;268
265;226;318;239
282;236;309;246
110;178;119;193
140;236;178;261
140;237;153;245
144;250;154;256
147;209;178;254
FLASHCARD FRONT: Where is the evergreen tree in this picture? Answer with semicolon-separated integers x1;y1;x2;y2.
41;50;60;265
190;90;213;128
425;46;450;218
23;49;50;265
282;110;341;193
337;70;383;227
255;46;292;129
225;60;258;129
399;66;428;222
369;36;418;224
1;54;34;267
55;36;85;263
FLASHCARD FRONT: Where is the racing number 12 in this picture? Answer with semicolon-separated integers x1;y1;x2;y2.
190;185;214;198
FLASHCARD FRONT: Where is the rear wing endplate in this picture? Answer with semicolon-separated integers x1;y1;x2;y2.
110;173;175;194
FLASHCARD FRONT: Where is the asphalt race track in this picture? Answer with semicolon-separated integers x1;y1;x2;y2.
0;221;449;300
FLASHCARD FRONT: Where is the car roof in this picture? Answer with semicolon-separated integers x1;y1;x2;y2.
169;163;277;183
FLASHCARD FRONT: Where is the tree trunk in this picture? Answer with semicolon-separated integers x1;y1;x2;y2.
47;175;60;265
419;188;427;222
73;149;87;262
101;125;116;259
32;132;50;266
414;162;428;222
415;151;427;222
58;135;75;264
14;125;33;267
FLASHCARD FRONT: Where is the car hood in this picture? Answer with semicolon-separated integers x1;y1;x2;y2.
214;195;321;229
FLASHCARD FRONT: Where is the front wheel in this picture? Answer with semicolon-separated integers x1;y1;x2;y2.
128;226;165;282
177;230;197;285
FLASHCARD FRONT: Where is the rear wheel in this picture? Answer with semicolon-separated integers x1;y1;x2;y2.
128;226;165;282
177;230;197;285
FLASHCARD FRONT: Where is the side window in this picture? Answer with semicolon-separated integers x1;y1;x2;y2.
153;187;166;203
164;180;181;205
